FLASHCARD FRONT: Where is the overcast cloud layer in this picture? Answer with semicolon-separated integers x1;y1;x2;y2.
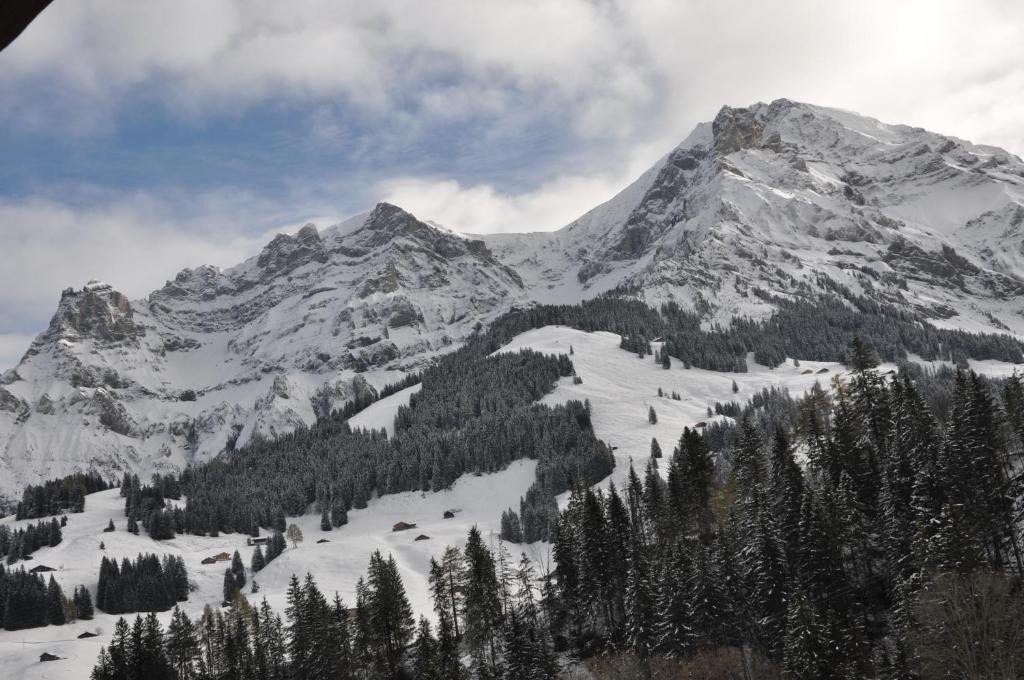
2;0;1023;368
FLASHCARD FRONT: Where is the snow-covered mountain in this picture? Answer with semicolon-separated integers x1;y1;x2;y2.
3;98;1024;500
484;98;1024;332
0;203;526;499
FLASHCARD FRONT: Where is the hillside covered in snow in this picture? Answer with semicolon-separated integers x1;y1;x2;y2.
0;324;901;679
3;99;1024;501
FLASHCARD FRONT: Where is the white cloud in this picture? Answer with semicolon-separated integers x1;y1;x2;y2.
0;189;345;345
379;170;640;234
5;0;1023;155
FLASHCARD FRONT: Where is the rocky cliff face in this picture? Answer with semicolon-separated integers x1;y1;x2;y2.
3;100;1024;500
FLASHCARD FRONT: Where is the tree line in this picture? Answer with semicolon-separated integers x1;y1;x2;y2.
13;470;109;519
96;553;189;615
118;472;184;540
0;563;93;631
485;288;1024;373
0;516;63;564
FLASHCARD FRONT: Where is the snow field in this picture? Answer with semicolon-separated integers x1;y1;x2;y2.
2;324;1021;678
497;326;848;498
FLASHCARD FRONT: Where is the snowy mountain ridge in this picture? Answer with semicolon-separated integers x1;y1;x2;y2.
0;203;528;499
3;98;1024;500
484;99;1024;330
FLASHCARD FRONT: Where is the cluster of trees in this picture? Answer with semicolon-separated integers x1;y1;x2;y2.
657;387;682;401
121;473;183;540
91;613;179;680
544;341;1024;677
14;471;109;518
223;551;246;603
703;385;800;453
2;567;63;630
91;529;559;680
485;289;1024;373
251;533;287;576
423;529;558;678
97;553;189;614
0;516;63;564
0;564;92;630
176;343;610;546
91;574;354;680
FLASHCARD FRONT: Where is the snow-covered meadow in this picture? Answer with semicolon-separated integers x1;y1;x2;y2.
2;325;1020;678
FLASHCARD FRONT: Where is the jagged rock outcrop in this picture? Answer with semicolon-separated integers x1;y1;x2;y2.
44;281;142;345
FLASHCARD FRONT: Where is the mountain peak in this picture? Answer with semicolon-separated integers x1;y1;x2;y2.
256;223;327;276
354;201;461;253
46;281;141;345
710;98;807;155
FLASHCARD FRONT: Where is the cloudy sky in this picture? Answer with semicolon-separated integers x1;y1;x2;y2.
2;0;1023;368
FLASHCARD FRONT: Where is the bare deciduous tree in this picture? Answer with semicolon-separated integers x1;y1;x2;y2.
910;571;1024;680
286;523;303;549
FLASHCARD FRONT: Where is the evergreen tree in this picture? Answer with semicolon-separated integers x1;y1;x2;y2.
782;589;831;680
325;593;353;680
603;482;631;637
686;539;727;650
75;585;95;620
462;526;503;675
331;496;348;528
641;459;665;540
47;575;66;625
412;616;439;680
166;605;199;680
849;336;880;371
668;427;715;535
231;550;246;591
364;551;415;676
435;613;466;680
223;569;238;605
142;611;176;680
769;427;804;560
251;545;266;573
624;531;656;669
500;509;524;543
284;574;310;679
319;507;331;532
